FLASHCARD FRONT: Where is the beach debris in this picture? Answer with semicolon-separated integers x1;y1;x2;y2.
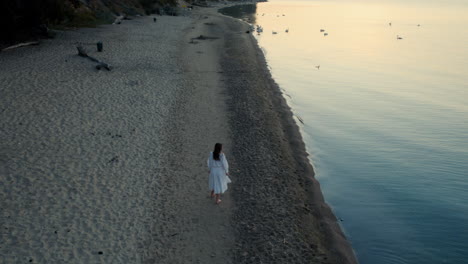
389;22;392;26
98;251;103;255
97;41;103;52
193;35;219;40
324;33;328;36
320;29;325;32
296;116;304;124
153;17;157;22
397;35;403;40
272;31;278;34
113;15;125;24
108;156;119;163
76;45;112;71
204;22;215;26
96;63;110;70
315;65;320;70
285;28;289;33
1;41;40;52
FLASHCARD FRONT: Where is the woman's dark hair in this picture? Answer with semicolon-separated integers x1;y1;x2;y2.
213;143;222;160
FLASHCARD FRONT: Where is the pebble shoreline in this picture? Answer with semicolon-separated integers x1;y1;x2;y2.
216;8;358;264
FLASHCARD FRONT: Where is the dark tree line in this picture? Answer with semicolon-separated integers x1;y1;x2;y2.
0;0;178;42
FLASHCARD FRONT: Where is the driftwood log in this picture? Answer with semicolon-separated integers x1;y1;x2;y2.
2;41;40;52
113;15;125;25
193;35;219;40
76;45;112;71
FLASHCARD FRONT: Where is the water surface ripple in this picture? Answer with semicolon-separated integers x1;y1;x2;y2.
222;1;468;263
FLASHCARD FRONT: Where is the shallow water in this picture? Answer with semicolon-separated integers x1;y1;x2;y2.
221;1;468;264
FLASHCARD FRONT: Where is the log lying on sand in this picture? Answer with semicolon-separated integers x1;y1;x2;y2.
77;45;112;71
113;15;125;25
193;34;219;40
2;41;40;52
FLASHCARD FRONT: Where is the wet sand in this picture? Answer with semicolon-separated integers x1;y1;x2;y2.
0;4;357;264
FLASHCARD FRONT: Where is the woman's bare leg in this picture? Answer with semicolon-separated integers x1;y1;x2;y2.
215;194;221;204
210;190;215;198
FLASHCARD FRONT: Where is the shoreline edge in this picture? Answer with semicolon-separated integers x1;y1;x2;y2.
216;4;358;263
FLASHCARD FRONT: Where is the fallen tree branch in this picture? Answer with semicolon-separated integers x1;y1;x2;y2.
76;45;112;71
113;15;125;25
2;41;40;52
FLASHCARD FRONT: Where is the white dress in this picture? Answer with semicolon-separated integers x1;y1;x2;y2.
208;152;231;194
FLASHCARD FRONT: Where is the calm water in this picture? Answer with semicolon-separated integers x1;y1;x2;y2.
221;1;468;263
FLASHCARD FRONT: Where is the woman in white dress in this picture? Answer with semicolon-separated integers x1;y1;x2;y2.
208;143;231;204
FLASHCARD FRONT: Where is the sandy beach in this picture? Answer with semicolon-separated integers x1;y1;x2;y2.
1;4;357;264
